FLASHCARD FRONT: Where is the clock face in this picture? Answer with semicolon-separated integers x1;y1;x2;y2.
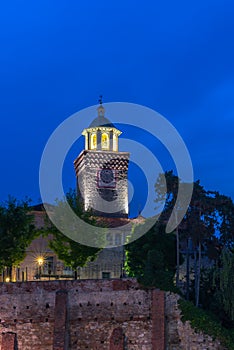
98;169;116;188
100;169;114;183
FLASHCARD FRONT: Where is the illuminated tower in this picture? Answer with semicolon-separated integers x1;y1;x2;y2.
74;101;130;218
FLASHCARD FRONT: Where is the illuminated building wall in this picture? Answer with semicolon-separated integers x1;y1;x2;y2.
74;104;130;218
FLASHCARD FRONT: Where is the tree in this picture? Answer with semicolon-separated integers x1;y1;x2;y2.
199;248;234;328
49;233;101;271
186;187;234;306
133;169;234;330
155;171;179;284
0;197;36;277
125;221;181;291
184;181;214;304
214;248;234;323
155;172;233;306
215;193;234;248
46;189;102;272
155;171;187;289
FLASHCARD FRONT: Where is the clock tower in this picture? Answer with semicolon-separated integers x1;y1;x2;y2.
74;102;130;218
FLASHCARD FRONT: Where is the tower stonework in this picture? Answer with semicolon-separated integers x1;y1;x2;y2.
74;103;130;218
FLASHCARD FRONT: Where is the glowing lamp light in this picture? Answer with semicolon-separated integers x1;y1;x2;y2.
5;277;10;283
37;256;44;266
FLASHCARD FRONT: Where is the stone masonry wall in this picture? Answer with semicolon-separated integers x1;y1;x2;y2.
75;150;129;217
0;279;165;350
0;279;226;350
165;292;225;350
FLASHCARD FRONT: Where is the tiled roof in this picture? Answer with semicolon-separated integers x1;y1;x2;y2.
94;215;145;228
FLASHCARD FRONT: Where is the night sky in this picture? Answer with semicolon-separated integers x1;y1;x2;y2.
1;1;234;218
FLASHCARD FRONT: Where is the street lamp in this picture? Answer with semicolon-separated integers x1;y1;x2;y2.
36;256;44;279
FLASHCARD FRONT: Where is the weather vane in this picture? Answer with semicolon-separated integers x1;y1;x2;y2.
98;95;103;105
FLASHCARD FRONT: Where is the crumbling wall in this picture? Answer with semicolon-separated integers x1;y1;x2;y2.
0;279;165;350
165;292;225;350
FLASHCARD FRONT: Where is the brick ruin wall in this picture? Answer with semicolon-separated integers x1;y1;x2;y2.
165;292;225;350
0;279;164;350
0;279;225;350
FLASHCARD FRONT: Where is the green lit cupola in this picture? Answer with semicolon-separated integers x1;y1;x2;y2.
82;100;121;152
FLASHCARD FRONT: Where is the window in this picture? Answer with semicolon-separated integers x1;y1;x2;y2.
44;256;54;275
102;133;109;150
91;133;97;149
102;272;111;279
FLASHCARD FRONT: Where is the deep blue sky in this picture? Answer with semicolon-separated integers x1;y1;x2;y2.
1;1;234;217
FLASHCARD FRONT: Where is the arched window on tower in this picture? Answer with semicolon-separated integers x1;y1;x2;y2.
102;133;109;150
90;133;97;149
113;134;118;151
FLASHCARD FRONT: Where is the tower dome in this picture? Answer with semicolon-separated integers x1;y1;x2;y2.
88;106;115;128
82;102;121;152
74;98;130;218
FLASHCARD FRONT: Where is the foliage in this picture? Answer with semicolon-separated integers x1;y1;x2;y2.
125;221;182;292
215;193;234;248
155;171;234;306
155;171;189;290
179;298;234;350
147;170;234;331
154;170;179;220
49;232;101;270
199;248;234;327
46;189;102;270
218;249;234;321
0;197;36;270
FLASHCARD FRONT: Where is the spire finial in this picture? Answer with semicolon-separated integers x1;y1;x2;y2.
97;95;105;117
98;95;103;105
